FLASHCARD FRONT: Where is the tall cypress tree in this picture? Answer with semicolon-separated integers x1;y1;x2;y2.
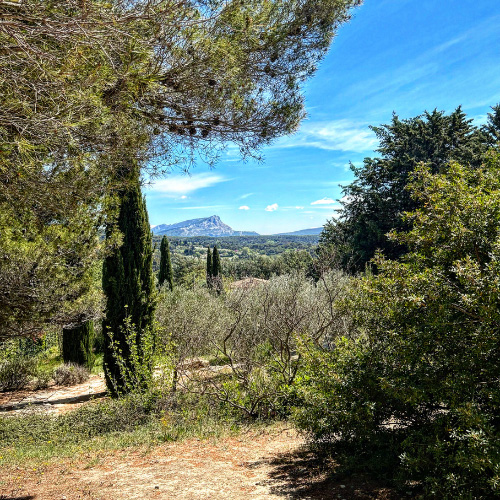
211;245;222;294
158;236;173;290
102;168;155;395
206;246;212;288
211;245;221;277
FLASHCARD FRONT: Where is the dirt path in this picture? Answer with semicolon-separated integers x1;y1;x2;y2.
0;376;107;416
0;426;403;500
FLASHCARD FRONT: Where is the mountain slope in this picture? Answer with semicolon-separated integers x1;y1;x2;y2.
152;215;258;237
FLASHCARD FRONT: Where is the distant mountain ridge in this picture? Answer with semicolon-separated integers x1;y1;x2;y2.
151;215;258;237
274;227;323;236
151;215;322;237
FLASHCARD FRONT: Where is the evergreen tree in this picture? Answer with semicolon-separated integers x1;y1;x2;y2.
212;245;221;277
320;107;493;273
211;245;223;294
62;320;95;370
102;167;155;395
206;246;212;288
158;236;174;290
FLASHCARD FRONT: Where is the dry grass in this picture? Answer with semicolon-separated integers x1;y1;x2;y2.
0;424;407;500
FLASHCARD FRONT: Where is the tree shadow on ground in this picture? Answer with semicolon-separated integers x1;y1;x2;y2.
247;446;409;500
0;496;35;500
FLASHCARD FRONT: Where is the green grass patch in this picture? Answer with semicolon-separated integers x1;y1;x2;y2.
0;390;260;467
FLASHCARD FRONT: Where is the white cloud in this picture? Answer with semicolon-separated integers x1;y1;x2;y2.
180;195;187;199
239;205;250;210
148;173;227;196
265;203;279;212
311;197;336;205
272;119;378;152
239;193;254;200
295;206;304;210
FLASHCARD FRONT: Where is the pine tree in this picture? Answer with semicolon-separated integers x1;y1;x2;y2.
102;167;155;395
206;246;212;288
320;107;491;273
62;320;95;369
158;236;173;290
211;245;222;294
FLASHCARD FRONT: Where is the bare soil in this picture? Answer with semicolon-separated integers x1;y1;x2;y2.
0;376;107;416
0;380;406;500
0;425;405;500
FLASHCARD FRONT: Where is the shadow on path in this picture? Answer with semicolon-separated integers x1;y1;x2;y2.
249;447;407;500
0;391;107;412
0;496;36;500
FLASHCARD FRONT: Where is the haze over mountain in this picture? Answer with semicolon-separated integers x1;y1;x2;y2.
274;227;323;236
151;215;322;237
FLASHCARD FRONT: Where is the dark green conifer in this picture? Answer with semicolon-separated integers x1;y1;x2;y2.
211;245;222;294
158;236;174;290
206;246;212;287
212;245;221;277
62;320;94;369
102;168;155;395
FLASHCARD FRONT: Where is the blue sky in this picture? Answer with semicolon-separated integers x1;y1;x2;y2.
146;0;500;235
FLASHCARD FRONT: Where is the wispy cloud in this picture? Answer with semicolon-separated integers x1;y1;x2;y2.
239;205;250;210
239;193;254;200
148;173;227;196
272;120;377;152
311;197;336;205
265;203;279;212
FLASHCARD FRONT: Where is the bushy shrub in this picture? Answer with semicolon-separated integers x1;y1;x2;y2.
33;368;53;390
53;363;90;386
293;157;500;498
156;271;350;418
0;355;38;391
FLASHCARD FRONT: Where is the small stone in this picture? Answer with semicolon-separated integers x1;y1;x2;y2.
340;484;346;488
154;485;159;490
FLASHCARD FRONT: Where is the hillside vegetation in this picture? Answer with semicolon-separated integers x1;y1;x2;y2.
2;1;500;498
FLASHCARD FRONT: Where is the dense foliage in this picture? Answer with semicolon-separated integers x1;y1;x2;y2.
62;321;95;370
295;153;500;498
102;171;155;395
156;271;350;417
320;106;500;273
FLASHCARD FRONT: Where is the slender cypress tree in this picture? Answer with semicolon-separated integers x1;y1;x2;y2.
212;245;221;277
211;245;222;294
158;236;174;290
206;246;212;288
62;320;94;369
102;168;155;395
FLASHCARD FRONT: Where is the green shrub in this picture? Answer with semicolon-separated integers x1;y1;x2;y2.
0;355;38;391
156;271;350;419
293;157;500;498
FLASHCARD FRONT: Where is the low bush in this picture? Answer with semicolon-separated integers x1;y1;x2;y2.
0;355;38;391
53;363;90;386
156;271;350;419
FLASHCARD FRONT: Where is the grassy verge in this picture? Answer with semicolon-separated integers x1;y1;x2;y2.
0;390;265;467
